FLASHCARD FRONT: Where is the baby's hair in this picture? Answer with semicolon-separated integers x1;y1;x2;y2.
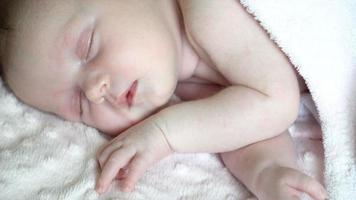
0;0;16;78
0;1;13;30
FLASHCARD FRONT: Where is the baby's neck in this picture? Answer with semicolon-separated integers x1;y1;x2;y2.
178;31;199;81
159;0;199;81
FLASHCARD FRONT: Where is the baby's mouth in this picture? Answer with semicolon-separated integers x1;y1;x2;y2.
126;80;138;108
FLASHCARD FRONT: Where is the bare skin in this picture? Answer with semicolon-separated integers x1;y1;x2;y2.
1;0;326;199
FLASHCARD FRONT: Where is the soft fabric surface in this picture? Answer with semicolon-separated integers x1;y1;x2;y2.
0;77;323;200
239;1;356;199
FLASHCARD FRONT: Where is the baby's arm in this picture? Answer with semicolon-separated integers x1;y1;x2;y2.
156;84;298;153
159;0;300;153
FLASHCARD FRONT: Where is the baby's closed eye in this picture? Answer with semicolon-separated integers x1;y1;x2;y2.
76;25;95;63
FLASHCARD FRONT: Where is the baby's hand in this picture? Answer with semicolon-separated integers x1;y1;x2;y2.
254;165;327;200
95;116;173;194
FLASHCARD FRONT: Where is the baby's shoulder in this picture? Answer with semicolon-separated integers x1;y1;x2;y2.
178;0;255;66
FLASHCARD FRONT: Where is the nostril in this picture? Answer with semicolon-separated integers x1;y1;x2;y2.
100;83;109;95
100;76;111;94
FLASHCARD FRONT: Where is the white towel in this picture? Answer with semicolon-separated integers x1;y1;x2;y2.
239;0;356;199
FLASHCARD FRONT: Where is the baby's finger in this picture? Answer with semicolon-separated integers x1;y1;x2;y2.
287;170;327;200
96;147;136;194
284;186;302;200
120;155;153;192
97;141;123;168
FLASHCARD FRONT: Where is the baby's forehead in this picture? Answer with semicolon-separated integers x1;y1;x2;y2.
10;0;78;32
7;1;76;62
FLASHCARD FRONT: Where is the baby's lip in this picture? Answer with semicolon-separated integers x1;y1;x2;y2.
125;80;138;108
108;81;137;108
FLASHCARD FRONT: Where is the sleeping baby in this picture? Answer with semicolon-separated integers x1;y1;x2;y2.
0;0;327;199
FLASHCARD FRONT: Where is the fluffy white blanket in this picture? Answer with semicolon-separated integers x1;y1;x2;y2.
0;78;324;200
0;1;355;199
239;1;356;199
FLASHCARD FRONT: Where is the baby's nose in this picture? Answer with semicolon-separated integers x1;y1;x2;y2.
84;74;111;104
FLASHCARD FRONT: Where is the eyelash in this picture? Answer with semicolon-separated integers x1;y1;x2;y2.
85;31;94;61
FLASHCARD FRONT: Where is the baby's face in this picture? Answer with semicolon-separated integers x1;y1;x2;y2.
4;0;180;135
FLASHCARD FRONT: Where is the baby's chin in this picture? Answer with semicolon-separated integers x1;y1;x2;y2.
98;117;144;137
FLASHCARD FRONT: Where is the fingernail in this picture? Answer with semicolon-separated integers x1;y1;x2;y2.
95;184;104;194
95;187;102;194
